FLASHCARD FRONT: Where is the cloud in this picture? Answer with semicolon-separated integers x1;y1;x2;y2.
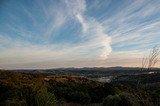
64;0;112;60
100;0;160;51
0;0;160;69
76;14;88;33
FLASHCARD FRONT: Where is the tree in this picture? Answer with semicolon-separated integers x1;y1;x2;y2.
102;93;141;106
141;46;159;71
69;91;91;104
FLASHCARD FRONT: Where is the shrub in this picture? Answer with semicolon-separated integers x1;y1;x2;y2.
35;92;57;106
102;94;121;106
69;91;91;104
5;99;26;106
102;93;141;106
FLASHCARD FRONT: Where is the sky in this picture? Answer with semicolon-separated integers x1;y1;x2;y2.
0;0;160;69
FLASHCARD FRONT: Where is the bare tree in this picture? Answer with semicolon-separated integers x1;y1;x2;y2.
138;46;160;105
141;46;160;71
141;56;148;71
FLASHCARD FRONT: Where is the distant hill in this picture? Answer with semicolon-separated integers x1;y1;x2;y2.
1;67;160;76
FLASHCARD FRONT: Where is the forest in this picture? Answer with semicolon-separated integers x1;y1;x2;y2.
0;70;159;106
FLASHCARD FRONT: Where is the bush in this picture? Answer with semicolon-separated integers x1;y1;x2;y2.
5;99;26;106
69;91;91;104
102;94;121;106
119;92;140;106
35;92;57;106
102;93;141;106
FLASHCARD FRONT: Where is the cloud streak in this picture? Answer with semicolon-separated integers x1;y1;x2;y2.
64;0;112;59
0;0;160;69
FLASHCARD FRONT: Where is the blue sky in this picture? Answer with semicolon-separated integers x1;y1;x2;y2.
0;0;160;69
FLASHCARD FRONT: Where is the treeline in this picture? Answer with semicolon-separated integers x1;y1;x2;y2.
0;71;157;106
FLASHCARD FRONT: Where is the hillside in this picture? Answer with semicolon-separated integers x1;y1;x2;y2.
1;70;159;106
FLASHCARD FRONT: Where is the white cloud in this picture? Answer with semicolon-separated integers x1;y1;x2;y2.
1;0;160;69
0;0;143;68
64;0;112;60
76;14;88;33
100;0;160;51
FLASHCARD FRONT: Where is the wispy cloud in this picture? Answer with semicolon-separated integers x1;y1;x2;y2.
100;0;160;51
0;0;160;69
64;0;112;59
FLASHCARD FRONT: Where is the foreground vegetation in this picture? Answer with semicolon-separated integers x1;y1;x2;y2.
111;73;160;106
0;70;159;106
